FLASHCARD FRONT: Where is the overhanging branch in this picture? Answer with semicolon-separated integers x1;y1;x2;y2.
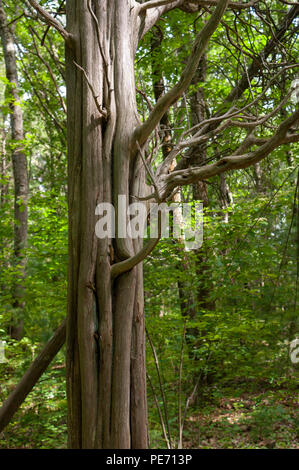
27;0;73;47
160;109;299;198
173;3;299;175
134;0;229;146
140;0;258;11
139;0;177;9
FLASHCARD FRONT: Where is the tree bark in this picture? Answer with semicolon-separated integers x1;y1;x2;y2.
0;116;9;207
66;0;148;449
0;1;28;340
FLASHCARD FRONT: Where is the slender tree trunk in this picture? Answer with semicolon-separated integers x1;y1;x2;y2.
219;172;233;222
0;1;28;341
66;0;147;449
0;116;9;207
150;26;172;159
150;27;197;321
187;55;215;313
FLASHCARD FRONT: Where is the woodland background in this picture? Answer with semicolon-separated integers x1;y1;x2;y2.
0;0;298;449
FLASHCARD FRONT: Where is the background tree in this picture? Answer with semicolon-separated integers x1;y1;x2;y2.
0;1;28;340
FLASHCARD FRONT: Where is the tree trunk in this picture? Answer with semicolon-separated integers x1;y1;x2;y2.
187;54;215;313
66;0;147;449
0;1;28;341
0;116;9;207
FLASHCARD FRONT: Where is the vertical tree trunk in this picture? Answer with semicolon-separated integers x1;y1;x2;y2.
187;55;215;313
150;26;172;159
0;1;28;340
0;116;9;207
66;0;147;449
219;173;233;222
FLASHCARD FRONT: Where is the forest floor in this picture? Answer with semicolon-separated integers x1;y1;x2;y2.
182;386;299;449
0;368;298;449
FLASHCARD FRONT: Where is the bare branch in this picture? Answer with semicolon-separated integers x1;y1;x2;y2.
157;118;233;178
147;10;295;180
29;26;66;114
17;43;66;138
140;0;176;9
137;0;183;40
224;3;299;104
40;0;65;45
230;88;296;128
160;109;299;199
146;327;173;448
146;372;171;449
174;63;299;173
137;0;262;39
27;0;73;47
140;0;258;11
111;234;161;279
140;0;174;11
134;0;229;146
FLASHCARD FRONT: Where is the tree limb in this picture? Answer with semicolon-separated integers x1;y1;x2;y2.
27;0;73;47
224;3;299;104
137;0;183;40
111;235;161;279
136;140;161;201
160;109;299;198
140;0;258;11
137;0;259;39
139;0;179;9
111;212;162;279
134;0;229;146
173;3;299;174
